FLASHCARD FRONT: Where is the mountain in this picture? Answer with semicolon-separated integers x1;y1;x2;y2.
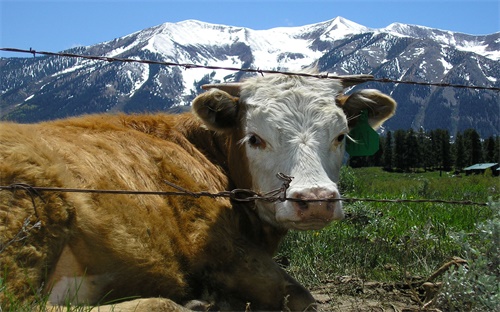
1;17;499;137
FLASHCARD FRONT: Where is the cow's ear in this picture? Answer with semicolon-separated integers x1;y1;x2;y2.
337;89;397;129
192;88;240;131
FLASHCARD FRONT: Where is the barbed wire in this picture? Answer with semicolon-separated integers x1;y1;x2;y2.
0;183;490;207
0;48;496;208
1;47;499;92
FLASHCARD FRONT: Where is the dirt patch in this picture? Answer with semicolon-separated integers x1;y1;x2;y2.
310;276;441;312
307;257;469;311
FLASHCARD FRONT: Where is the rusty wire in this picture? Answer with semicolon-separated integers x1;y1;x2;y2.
1;47;499;92
0;48;496;208
0;182;490;207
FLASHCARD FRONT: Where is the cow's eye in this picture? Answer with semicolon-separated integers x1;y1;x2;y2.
333;134;346;147
248;134;266;149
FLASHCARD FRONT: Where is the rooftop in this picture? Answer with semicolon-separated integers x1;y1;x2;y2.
463;163;499;170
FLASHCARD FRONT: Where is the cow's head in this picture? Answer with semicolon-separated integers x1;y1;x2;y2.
192;73;396;230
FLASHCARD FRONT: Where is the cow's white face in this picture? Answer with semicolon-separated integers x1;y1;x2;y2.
193;73;396;230
239;76;347;230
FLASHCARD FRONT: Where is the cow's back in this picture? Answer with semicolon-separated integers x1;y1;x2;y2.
0;114;233;305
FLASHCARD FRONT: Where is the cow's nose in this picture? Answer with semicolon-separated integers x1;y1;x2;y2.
289;187;341;218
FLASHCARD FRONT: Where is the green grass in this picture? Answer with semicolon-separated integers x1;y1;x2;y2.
277;167;499;287
0;276;91;312
3;167;498;310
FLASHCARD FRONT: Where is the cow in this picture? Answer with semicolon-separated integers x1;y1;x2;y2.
0;72;396;311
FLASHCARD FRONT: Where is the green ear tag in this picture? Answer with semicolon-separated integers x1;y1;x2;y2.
346;110;380;157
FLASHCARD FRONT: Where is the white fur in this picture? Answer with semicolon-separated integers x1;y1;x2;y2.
48;274;113;305
239;75;347;229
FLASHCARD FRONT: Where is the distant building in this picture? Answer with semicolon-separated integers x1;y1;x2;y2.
463;163;499;176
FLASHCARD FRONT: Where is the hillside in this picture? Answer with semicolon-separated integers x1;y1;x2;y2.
1;17;498;136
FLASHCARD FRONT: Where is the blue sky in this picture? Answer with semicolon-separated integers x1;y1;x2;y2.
1;0;499;58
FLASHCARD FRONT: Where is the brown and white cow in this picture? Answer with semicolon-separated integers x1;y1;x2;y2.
0;72;396;311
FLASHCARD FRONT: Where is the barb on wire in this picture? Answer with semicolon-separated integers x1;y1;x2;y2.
1;47;499;92
7;183;45;218
0;183;490;207
260;173;294;202
163;180;201;198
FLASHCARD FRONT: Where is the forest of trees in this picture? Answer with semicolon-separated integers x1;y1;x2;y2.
349;128;500;173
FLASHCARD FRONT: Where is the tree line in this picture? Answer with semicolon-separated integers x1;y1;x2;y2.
349;128;500;172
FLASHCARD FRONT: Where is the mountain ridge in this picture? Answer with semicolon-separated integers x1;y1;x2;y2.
1;17;499;137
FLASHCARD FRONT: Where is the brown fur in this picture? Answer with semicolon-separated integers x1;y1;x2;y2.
0;113;311;311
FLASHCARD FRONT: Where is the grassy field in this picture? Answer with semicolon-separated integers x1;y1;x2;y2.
3;167;498;310
277;167;499;287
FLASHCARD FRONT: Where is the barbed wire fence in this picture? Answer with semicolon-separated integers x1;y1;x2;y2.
0;179;491;209
2;47;500;92
0;47;497;209
0;46;497;312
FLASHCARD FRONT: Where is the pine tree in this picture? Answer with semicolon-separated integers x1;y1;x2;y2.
463;129;483;166
453;132;466;171
428;130;440;170
393;130;407;171
383;131;393;171
405;129;420;172
440;129;452;171
420;129;433;171
495;136;500;164
483;136;496;163
416;128;426;170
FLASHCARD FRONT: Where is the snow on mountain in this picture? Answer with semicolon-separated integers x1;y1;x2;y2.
128;17;375;98
1;17;499;137
383;22;500;60
84;17;499;100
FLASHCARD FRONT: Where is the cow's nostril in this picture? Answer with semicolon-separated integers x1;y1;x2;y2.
296;200;309;210
289;187;340;214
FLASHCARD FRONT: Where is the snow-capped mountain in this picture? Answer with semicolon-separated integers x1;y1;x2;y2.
1;17;499;137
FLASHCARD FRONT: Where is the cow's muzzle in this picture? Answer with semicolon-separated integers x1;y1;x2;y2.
278;186;344;230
